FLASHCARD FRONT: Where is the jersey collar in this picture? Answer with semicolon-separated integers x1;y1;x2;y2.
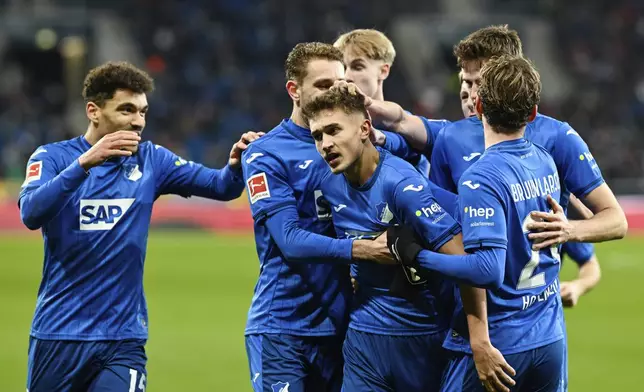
487;137;530;152
282;118;314;144
78;135;91;151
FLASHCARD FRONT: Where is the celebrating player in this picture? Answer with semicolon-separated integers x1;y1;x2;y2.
391;55;565;391
455;45;603;313
303;86;511;391
333;29;450;174
19;61;261;391
241;42;393;392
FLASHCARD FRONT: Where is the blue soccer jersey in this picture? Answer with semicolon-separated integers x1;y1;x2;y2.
241;119;353;337
429;114;604;202
443;138;565;355
18;136;244;340
318;149;461;335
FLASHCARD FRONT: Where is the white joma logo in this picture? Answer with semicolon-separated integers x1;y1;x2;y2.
299;160;313;169
403;184;423;192
334;204;347;212
245;153;264;164
463;152;481;161
462;180;480;190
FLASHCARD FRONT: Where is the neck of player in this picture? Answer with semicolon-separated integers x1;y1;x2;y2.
290;106;308;130
84;125;104;146
345;143;379;187
483;120;526;149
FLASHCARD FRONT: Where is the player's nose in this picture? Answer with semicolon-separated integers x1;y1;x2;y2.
131;117;145;129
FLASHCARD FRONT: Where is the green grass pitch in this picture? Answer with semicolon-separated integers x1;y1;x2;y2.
0;232;641;390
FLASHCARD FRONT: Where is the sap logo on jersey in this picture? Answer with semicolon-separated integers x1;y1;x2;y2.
80;199;135;231
464;206;495;219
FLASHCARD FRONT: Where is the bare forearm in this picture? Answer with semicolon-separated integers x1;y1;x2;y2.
368;101;427;149
460;285;491;347
575;257;601;295
570;207;627;242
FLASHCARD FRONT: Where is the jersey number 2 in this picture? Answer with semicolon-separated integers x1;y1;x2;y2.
517;214;560;290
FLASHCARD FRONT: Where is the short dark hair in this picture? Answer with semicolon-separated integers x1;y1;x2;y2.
302;88;369;121
285;42;344;83
82;61;154;107
478;55;541;134
453;25;523;68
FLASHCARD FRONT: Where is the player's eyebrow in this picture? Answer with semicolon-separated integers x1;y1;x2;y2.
116;102;149;112
311;123;340;138
313;77;343;88
321;123;340;132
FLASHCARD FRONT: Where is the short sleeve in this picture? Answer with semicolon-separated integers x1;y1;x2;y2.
389;172;461;251
552;126;605;198
457;170;508;251
241;145;296;222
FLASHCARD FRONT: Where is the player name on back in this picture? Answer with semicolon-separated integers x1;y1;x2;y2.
510;172;560;203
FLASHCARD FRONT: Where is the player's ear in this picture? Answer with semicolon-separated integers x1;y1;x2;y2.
475;96;483;119
379;63;391;81
86;102;100;124
286;80;300;103
528;105;538;122
360;118;372;142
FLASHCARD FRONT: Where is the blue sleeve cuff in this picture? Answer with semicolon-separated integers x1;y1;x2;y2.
338;238;354;261
64;160;90;190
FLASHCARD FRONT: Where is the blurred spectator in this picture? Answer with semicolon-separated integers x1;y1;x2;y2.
0;0;641;190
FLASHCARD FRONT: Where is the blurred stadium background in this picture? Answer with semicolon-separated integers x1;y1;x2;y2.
0;0;643;390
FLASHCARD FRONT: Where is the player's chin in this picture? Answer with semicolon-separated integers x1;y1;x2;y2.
327;158;345;173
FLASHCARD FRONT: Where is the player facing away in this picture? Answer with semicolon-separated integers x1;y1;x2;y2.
241;43;393;392
333;29;450;174
455;49;602;314
19;62;261;392
303;88;510;392
392;55;566;391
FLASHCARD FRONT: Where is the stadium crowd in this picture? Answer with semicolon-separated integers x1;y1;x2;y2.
0;0;641;184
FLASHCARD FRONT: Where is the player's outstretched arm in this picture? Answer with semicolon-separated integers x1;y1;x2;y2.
154;132;263;201
243;143;393;264
527;127;628;248
19;131;139;230
527;189;627;250
331;80;428;151
378;130;422;161
264;205;393;264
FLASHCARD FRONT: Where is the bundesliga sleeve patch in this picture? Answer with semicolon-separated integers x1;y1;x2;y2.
23;161;42;186
247;172;270;204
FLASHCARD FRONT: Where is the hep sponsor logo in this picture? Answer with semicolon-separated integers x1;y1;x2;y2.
415;203;443;217
464;206;495;219
579;152;594;162
80;199;135;230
